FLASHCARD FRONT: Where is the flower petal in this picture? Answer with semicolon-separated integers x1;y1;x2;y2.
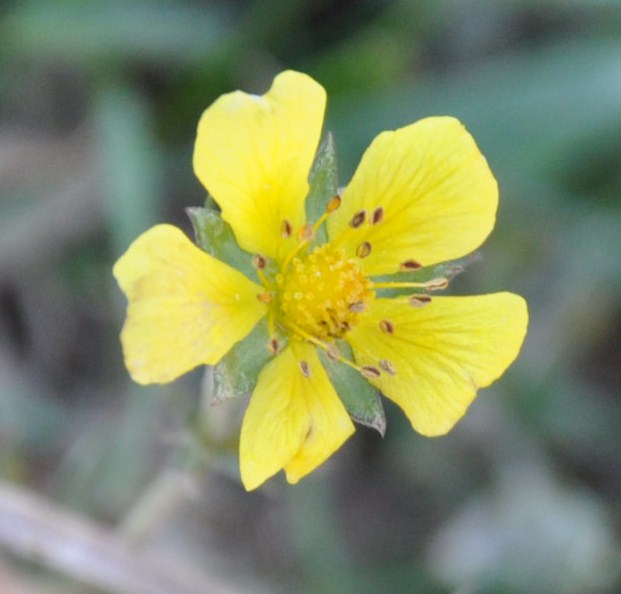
193;71;326;262
346;293;528;436
327;117;498;276
113;224;266;384
239;343;355;491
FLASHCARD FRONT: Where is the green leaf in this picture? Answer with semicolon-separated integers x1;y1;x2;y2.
306;133;339;243
204;318;276;404
318;343;386;436
186;205;256;279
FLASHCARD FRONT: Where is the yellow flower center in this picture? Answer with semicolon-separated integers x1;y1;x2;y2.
277;244;374;340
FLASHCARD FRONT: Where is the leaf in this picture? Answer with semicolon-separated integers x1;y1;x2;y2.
318;343;386;436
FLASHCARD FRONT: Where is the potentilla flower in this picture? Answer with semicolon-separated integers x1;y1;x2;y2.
113;71;528;491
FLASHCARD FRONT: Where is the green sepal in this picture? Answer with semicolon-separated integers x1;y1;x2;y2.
318;342;386;436
306;133;339;243
203;318;278;405
186;203;256;280
373;260;466;298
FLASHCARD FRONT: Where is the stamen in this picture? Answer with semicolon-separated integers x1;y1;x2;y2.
379;359;397;375
287;322;375;378
257;292;273;304
372;207;384;225
327;195;341;212
311;195;343;238
326;343;340;361
349;210;367;228
299;360;311;378
356;241;372;258
361;365;381;379
409;295;432;307
348;301;367;313
281;219;293;238
400;259;422;270
373;277;449;291
379;319;395;334
425;278;449;291
252;254;267;269
298;224;315;242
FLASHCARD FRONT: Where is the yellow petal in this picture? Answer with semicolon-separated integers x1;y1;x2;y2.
113;224;266;384
327;117;498;276
346;293;528;436
193;71;326;262
239;343;355;491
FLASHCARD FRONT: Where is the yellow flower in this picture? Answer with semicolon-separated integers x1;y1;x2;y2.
113;71;528;491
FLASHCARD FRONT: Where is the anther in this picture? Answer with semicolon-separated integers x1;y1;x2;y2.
409;295;432;307
425;277;449;291
348;301;367;313
356;241;372;258
252;254;267;269
257;292;273;304
298;224;315;242
281;219;293;238
299;360;311;378
349;210;367;228
326;343;340;361
400;259;422;270
379;319;395;334
268;338;280;354
327;195;341;213
372;207;384;225
360;365;381;379
379;359;397;375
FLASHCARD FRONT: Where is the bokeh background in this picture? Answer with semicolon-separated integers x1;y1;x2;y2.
1;1;621;593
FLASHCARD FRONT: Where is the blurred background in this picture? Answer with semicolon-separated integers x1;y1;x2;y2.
1;0;621;593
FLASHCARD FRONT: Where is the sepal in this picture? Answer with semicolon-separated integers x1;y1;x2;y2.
186;204;255;279
306;133;339;243
318;342;386;436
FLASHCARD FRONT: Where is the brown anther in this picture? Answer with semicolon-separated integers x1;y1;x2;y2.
327;195;341;213
379;319;395;334
349;209;367;228
326;343;340;361
252;254;267;269
281;219;293;238
400;259;422;271
257;292;273;304
298;224;315;242
356;241;372;258
379;359;397;376
425;277;449;291
409;295;432;307
372;207;384;225
348;301;367;313
360;365;381;379
299;360;311;378
268;338;280;354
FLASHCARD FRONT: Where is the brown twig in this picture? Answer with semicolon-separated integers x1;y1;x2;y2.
0;479;255;594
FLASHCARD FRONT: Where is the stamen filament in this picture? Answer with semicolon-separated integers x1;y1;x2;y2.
372;277;449;291
257;268;272;288
287;322;371;376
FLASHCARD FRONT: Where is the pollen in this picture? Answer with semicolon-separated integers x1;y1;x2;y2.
278;244;374;340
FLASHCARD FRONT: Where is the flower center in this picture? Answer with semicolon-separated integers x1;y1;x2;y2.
277;244;374;340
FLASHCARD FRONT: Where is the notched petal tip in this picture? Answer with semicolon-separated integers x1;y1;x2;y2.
192;70;326;261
